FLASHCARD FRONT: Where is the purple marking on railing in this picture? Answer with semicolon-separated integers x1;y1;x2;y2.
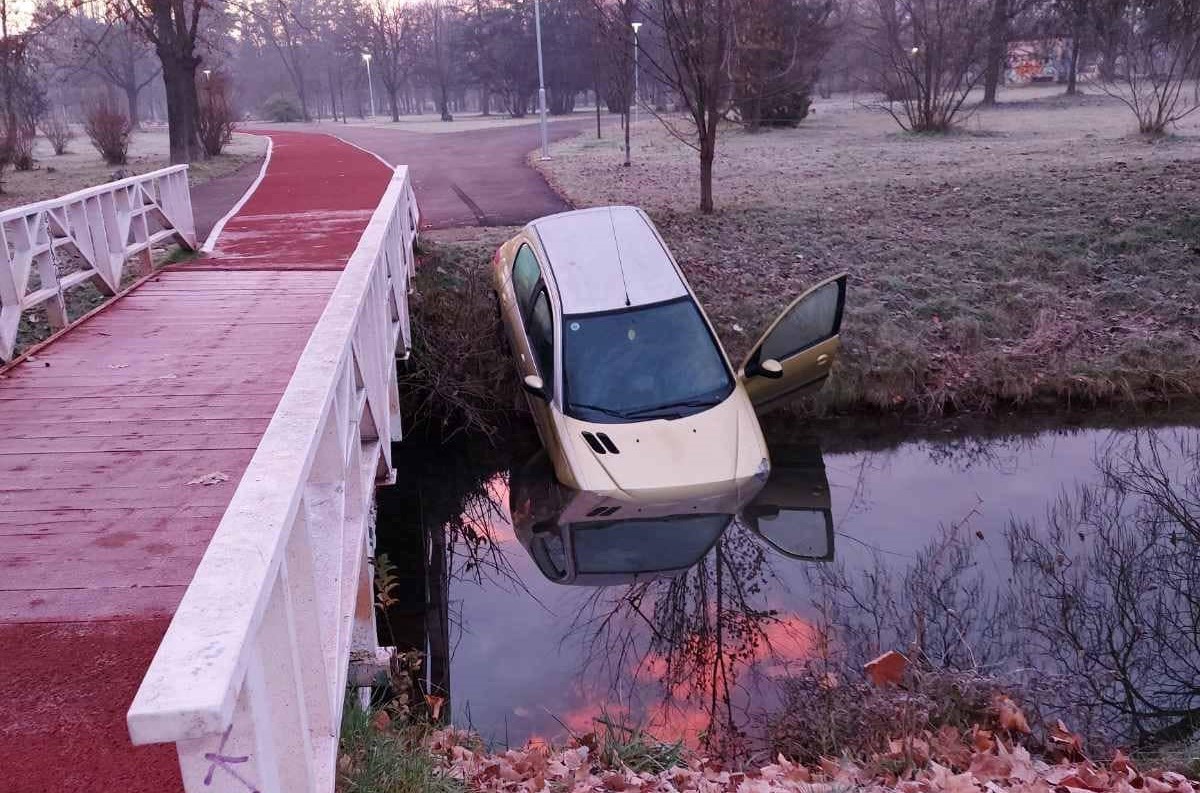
202;725;260;792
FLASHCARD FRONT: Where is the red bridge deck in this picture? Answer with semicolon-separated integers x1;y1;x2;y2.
0;132;391;792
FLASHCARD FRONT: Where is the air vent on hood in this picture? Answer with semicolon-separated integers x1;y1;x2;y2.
596;433;620;454
586;505;621;518
582;432;607;454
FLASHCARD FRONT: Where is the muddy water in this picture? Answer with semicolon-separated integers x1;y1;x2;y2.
375;422;1199;755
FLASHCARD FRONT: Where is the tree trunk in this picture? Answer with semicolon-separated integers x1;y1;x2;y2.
1066;30;1082;95
124;84;141;129
159;56;203;164
699;129;715;214
297;81;310;121
389;89;399;121
328;67;339;122
438;80;452;121
982;0;1009;106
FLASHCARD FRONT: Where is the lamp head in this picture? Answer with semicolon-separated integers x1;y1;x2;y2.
631;21;642;33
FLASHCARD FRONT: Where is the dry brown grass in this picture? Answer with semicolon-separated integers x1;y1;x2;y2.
534;86;1200;417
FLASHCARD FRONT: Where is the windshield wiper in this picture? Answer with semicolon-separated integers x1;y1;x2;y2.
569;402;634;420
624;397;723;419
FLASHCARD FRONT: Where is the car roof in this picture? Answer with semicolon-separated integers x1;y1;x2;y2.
528;206;689;315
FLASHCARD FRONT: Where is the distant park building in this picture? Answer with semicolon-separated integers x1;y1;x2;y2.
1006;39;1089;84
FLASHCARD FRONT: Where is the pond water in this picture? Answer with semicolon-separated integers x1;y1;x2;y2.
375;420;1200;757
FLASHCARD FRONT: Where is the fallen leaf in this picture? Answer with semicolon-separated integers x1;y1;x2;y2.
973;728;996;753
371;710;391;732
601;772;627;790
425;693;445;720
1110;750;1134;776
865;650;908;686
187;471;230;486
995;695;1032;734
108;363;129;369
971;751;1014;781
1048;720;1085;760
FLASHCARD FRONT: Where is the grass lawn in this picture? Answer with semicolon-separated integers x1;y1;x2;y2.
0;128;266;211
527;85;1200;417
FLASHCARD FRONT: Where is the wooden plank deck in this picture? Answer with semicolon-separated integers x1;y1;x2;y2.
0;131;392;792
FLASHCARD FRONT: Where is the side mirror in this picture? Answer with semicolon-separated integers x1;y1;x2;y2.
523;374;548;400
756;359;784;380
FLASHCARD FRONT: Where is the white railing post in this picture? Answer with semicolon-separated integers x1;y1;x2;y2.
127;167;419;793
0;165;197;363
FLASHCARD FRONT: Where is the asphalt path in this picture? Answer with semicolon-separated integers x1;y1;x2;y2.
326;118;595;229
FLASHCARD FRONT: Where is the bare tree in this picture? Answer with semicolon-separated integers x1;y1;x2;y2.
249;0;322;120
1;0;49;188
361;0;413;121
868;0;993;132
120;0;211;163
641;0;733;212
49;15;159;128
1095;0;1200;134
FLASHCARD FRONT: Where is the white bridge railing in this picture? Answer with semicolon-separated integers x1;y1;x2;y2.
127;166;419;793
0;165;196;362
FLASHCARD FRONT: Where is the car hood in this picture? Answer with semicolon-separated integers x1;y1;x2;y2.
557;388;769;498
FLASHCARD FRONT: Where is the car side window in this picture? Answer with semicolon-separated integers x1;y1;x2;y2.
526;289;555;396
760;279;844;362
512;245;541;318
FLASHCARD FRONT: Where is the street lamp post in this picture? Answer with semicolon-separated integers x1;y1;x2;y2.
534;0;550;160
362;52;376;118
631;22;642;127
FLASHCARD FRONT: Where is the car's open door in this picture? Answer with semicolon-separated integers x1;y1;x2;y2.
741;443;834;561
738;273;847;413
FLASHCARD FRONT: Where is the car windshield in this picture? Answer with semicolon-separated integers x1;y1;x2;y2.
571;514;732;574
563;298;734;422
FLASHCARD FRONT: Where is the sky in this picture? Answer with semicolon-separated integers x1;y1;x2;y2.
4;0;36;33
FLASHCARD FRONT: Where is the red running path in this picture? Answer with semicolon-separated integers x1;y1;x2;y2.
0;132;391;792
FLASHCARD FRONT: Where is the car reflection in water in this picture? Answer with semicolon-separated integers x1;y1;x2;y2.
510;442;835;586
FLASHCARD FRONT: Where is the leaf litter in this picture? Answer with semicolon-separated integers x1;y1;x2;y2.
414;655;1196;793
424;722;1198;793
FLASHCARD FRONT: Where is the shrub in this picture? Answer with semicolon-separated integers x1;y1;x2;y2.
83;98;133;165
11;125;34;171
735;90;814;129
869;0;993;132
401;238;517;440
261;94;303;122
197;73;236;156
40;113;74;155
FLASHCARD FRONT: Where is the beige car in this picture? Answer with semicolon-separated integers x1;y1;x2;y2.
493;205;846;497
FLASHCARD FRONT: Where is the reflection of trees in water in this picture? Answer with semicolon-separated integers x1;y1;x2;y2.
1008;430;1200;750
808;429;1200;753
567;521;784;756
806;513;1014;674
376;431;536;712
